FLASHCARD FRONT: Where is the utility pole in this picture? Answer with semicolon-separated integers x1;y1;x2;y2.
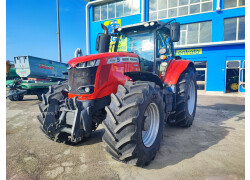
56;0;62;62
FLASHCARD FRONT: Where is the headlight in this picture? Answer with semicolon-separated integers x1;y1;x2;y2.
144;22;149;27
150;22;155;26
161;62;168;67
77;85;94;94
76;62;86;68
76;59;100;68
85;87;90;93
159;48;167;55
87;60;96;67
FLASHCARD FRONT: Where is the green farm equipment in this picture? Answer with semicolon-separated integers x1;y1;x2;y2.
6;56;68;101
6;60;19;86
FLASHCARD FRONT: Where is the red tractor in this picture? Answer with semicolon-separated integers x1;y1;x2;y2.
37;19;197;167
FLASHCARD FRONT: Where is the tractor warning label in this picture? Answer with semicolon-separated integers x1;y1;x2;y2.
176;49;202;55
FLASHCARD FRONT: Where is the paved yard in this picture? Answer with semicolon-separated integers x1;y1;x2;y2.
6;94;245;180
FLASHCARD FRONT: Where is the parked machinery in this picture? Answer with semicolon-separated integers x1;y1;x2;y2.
7;56;68;101
6;60;19;86
38;20;197;167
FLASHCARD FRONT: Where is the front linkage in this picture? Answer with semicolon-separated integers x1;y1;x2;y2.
40;98;88;143
38;82;100;143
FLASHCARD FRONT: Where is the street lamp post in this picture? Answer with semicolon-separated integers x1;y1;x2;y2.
56;0;62;62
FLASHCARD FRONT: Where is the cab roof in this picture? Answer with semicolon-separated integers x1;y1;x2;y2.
113;21;165;34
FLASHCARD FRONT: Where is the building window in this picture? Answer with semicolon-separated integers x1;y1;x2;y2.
101;4;108;20
240;60;245;89
94;5;101;21
149;0;213;20
223;16;245;41
224;0;245;9
176;21;212;45
194;61;207;91
108;1;116;19
93;0;140;22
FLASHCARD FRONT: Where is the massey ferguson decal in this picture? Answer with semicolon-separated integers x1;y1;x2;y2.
39;63;53;70
107;57;139;64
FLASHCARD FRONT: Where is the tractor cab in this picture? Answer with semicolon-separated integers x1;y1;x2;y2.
97;20;180;77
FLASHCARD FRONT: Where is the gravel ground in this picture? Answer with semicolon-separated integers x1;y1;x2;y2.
6;94;245;180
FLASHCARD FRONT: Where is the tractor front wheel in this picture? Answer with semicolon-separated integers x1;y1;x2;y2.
102;81;165;167
37;81;69;141
168;67;197;127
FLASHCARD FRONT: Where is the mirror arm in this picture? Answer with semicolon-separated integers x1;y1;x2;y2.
156;19;176;31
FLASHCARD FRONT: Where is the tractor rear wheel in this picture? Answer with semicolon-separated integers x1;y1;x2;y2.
102;81;165;167
168;67;197;127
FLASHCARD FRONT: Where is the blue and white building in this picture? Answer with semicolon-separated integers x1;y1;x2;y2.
84;0;245;94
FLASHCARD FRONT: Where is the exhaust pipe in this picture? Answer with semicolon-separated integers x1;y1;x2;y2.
97;24;111;53
101;24;108;35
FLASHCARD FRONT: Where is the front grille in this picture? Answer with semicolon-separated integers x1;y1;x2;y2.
68;66;98;94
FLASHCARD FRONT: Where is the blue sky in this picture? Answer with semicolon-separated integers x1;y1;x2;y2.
6;0;87;64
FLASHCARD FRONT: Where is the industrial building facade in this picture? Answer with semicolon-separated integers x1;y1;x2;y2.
85;0;245;94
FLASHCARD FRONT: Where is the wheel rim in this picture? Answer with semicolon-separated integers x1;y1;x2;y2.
187;80;196;115
142;103;160;147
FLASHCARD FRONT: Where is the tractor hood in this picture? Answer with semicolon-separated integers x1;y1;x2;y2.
68;52;138;68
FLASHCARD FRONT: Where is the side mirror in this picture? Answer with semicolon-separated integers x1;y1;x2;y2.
170;22;180;42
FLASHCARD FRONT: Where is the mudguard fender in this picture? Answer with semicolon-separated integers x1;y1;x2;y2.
164;59;195;85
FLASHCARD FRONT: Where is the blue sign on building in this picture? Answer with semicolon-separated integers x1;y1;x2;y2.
84;0;245;94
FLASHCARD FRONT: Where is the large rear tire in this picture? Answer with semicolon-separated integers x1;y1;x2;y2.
168;67;197;127
102;81;165;167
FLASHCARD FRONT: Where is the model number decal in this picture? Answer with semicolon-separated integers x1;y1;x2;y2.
107;57;139;64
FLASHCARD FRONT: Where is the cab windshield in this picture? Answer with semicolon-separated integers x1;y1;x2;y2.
112;29;172;72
